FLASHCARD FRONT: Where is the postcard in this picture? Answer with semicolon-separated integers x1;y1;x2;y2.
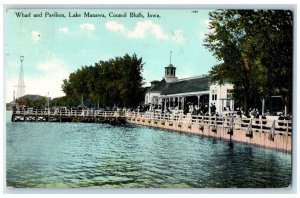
5;7;293;190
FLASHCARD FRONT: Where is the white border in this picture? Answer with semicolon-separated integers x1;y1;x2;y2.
1;1;299;197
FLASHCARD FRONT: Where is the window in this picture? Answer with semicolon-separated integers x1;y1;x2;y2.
212;94;217;100
226;89;233;109
227;89;233;99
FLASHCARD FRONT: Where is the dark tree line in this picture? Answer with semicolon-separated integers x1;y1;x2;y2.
15;95;47;108
61;54;145;109
204;9;293;114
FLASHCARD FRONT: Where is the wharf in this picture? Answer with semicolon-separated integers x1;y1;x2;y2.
11;110;292;152
126;112;292;153
11;110;126;124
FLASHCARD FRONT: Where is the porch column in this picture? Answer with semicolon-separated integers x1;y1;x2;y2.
261;98;265;115
209;93;211;115
219;85;222;114
173;97;176;108
178;97;181;110
159;98;162;109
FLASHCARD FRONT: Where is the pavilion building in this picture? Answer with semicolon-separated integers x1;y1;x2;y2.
144;63;235;115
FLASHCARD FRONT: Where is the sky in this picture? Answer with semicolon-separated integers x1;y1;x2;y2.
5;8;220;102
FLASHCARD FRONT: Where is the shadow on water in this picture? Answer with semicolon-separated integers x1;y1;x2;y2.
212;137;218;144
202;141;291;188
228;142;234;149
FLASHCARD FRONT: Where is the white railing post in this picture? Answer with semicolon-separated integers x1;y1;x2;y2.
269;120;275;141
286;120;289;137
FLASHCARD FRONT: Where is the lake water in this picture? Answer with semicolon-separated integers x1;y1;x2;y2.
6;111;292;188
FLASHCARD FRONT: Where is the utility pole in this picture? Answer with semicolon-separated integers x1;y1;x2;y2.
47;92;49;108
16;56;25;100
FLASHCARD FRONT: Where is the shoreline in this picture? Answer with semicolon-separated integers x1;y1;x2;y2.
126;116;292;153
7;109;292;153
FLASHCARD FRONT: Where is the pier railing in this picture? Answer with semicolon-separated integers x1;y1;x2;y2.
13;109;125;118
126;112;292;137
11;109;292;136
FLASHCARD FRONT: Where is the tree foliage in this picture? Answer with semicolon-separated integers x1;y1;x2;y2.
51;96;70;107
204;9;293;113
16;95;47;108
61;54;145;108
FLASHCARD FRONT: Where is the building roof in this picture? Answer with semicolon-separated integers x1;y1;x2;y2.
147;79;167;92
165;64;175;68
147;75;211;95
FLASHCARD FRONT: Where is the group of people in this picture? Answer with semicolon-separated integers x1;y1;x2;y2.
13;103;291;121
135;102;219;116
12;105;44;113
135;103;292;121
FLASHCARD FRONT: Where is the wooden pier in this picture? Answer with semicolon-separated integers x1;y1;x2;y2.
11;110;126;125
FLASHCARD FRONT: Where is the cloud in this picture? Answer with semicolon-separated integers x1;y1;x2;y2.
128;20;168;39
7;75;67;103
203;19;211;28
179;69;197;79
199;31;206;41
31;31;41;42
36;54;68;73
199;19;213;42
171;30;184;44
106;20;170;41
58;27;69;34
105;21;125;33
80;23;96;31
36;60;61;72
6;56;70;103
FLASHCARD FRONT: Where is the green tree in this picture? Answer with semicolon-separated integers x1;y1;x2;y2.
62;54;145;109
15;95;47;108
204;9;293;114
51;96;69;107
